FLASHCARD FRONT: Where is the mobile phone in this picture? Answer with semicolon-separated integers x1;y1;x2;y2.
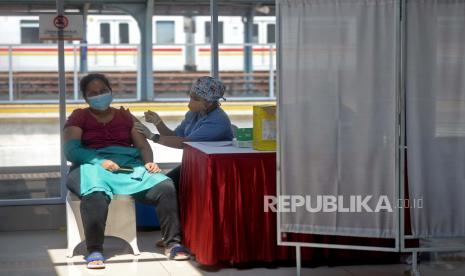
115;166;134;173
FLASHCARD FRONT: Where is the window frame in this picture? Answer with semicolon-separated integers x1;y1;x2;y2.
20;20;40;44
155;20;176;45
118;22;130;44
266;23;276;44
205;21;224;44
99;22;111;44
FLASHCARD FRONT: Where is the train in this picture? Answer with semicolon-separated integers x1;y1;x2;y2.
0;15;276;72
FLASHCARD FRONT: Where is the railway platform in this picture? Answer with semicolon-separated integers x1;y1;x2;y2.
0;100;275;120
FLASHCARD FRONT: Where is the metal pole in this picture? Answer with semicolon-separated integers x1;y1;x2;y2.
243;9;253;73
184;14;196;71
138;0;154;101
113;44;117;67
210;0;219;78
243;8;254;95
136;43;142;100
296;246;301;276
147;0;154;101
243;7;255;94
8;45;13;101
73;44;78;100
269;44;274;98
57;0;67;201
411;252;420;276
399;0;407;253
80;3;89;73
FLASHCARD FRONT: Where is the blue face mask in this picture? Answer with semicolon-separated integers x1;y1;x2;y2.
87;92;113;111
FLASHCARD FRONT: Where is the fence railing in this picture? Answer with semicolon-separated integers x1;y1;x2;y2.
0;43;276;103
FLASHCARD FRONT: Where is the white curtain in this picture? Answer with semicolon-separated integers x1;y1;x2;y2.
278;0;398;238
407;0;465;238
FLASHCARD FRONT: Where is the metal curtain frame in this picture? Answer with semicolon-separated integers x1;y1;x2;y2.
275;1;402;274
276;0;401;252
276;1;465;275
398;0;465;255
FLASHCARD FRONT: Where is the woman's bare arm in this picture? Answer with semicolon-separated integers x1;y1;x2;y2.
64;126;83;142
131;127;154;164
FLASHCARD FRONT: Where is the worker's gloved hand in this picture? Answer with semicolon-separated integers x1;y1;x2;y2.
144;110;162;126
134;122;155;140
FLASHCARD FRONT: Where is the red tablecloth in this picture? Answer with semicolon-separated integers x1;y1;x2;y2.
179;142;402;266
179;143;292;265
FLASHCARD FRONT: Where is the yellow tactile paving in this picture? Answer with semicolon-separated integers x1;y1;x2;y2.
0;101;275;114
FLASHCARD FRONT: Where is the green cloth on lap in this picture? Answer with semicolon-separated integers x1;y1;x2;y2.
64;140;168;199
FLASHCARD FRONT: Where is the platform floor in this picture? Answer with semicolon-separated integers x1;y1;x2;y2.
2;229;465;276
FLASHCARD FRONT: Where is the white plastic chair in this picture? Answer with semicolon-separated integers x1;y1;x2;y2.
66;191;141;257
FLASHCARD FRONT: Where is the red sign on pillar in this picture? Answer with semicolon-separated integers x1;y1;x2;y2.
53;15;69;29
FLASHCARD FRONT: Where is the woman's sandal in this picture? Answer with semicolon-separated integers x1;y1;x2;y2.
165;245;190;261
85;251;105;269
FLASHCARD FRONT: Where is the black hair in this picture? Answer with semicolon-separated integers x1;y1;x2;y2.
79;73;112;98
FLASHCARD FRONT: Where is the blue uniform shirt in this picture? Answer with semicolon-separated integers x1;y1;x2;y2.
175;107;233;141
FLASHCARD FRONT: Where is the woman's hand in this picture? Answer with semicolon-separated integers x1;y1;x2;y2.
145;162;161;173
101;160;120;172
134;122;155;140
144;111;162;126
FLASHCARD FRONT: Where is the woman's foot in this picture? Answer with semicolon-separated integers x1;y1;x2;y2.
85;251;105;269
165;245;190;261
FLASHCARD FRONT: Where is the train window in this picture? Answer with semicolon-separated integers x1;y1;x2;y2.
267;24;275;44
100;23;110;44
205;21;223;44
119;23;129;44
252;24;259;43
20;20;40;43
156;21;175;44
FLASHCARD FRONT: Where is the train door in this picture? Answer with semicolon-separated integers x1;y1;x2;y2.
97;20;131;45
94;20;134;69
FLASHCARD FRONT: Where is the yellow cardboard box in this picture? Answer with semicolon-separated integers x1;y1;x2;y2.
253;105;276;151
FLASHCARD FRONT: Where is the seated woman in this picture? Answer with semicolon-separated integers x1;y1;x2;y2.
134;76;233;191
64;73;189;269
